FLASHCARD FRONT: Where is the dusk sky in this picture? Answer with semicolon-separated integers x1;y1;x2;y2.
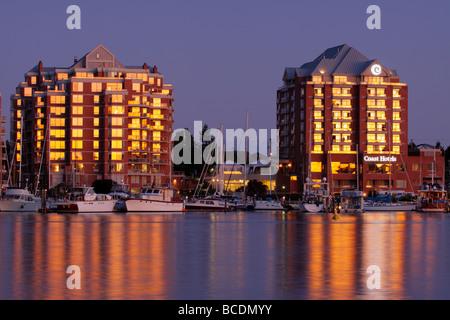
0;0;448;146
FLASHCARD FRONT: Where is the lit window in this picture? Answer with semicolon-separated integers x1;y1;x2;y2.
311;162;322;173
72;129;83;138
73;82;83;92
73;106;83;115
72;95;83;103
72;118;83;126
24;87;32;97
112;129;123;137
334;76;347;84
72;141;83;149
91;83;102;92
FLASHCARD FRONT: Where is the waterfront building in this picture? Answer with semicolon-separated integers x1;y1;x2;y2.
210;163;277;194
276;44;445;195
10;45;174;193
0;94;7;190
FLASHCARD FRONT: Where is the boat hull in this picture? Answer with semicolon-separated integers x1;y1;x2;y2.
253;201;284;211
184;204;229;212
303;203;324;213
54;200;117;213
125;199;184;212
364;204;416;211
0;200;40;212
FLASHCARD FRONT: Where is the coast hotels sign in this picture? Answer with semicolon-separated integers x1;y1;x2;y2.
364;155;397;162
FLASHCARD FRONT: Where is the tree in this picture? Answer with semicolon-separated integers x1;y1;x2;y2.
93;179;113;194
246;180;268;197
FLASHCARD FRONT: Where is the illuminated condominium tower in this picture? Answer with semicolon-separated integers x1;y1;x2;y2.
11;45;174;193
277;44;418;194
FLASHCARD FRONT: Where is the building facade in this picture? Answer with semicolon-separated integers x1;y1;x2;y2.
10;45;174;193
0;94;7;190
276;44;444;195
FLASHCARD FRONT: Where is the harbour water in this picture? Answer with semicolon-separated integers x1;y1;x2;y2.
1;210;450;300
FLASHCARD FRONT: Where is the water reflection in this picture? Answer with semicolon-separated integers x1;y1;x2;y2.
0;211;449;299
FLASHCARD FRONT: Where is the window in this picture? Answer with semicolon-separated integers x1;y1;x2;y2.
311;162;322;173
376;88;385;96
50;107;66;115
393;123;401;132
393;89;400;97
50;141;65;149
94;95;100;104
72;106;83;115
110;106;125;114
72;141;83;149
72;129;83;138
110;94;123;103
93;152;99;161
24;87;32;97
91;83;102;92
112;129;123;137
94;106;100;115
334;76;347;84
111;152;124;161
50;96;66;104
367;122;375;132
107;83;123;91
93;129;99;138
313;145;322;153
73;82;83;92
50;118;65;127
314;134;323;143
393;112;401;121
332;145;340;152
396;180;407;188
111;141;123;149
132;83;141;92
331;162;356;174
393;100;401;109
314;99;323;107
57;73;69;80
50;129;65;138
50;152;65;161
72;152;83;160
94;118;99;126
366;77;382;84
393;135;401;143
72;95;83;103
72;118;83;126
111;117;123;126
93;141;99;149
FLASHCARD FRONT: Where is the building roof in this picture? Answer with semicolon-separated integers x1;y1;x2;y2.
27;44;156;73
284;44;398;79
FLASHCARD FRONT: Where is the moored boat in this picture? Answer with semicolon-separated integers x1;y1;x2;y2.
184;198;230;212
417;183;448;213
340;190;365;214
53;187;117;213
0;187;41;212
125;188;184;212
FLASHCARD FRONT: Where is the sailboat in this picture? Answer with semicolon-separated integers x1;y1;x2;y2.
185;126;231;212
0;118;41;212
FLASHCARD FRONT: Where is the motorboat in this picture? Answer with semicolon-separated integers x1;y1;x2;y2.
108;184;130;212
125;188;184;212
340;190;365;214
53;187;117;213
184;197;231;212
252;199;284;211
0;187;41;212
300;178;330;213
417;183;448;213
364;201;416;211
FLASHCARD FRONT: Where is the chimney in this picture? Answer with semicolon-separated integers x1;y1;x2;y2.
74;56;78;64
153;65;158;73
38;61;43;74
143;63;148;70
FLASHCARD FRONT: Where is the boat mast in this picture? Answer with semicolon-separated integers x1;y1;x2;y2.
19;117;23;188
356;144;359;191
244;110;248;197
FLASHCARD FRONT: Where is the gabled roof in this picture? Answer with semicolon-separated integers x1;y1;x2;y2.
70;44;125;69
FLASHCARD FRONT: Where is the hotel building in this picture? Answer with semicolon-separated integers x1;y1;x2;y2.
10;45;174;193
0;94;7;189
276;44;445;195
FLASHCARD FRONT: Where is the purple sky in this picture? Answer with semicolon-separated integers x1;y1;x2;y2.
0;0;448;146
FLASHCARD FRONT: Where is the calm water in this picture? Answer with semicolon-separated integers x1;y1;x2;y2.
1;210;450;300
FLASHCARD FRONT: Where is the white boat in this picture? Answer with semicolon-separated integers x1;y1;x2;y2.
108;184;130;212
53;187;117;213
340;190;365;214
184;198;230;212
252;200;284;211
302;203;324;213
0;187;41;212
125;188;184;212
300;178;330;213
364;202;416;211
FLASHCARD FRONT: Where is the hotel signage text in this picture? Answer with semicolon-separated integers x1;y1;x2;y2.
364;155;397;162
